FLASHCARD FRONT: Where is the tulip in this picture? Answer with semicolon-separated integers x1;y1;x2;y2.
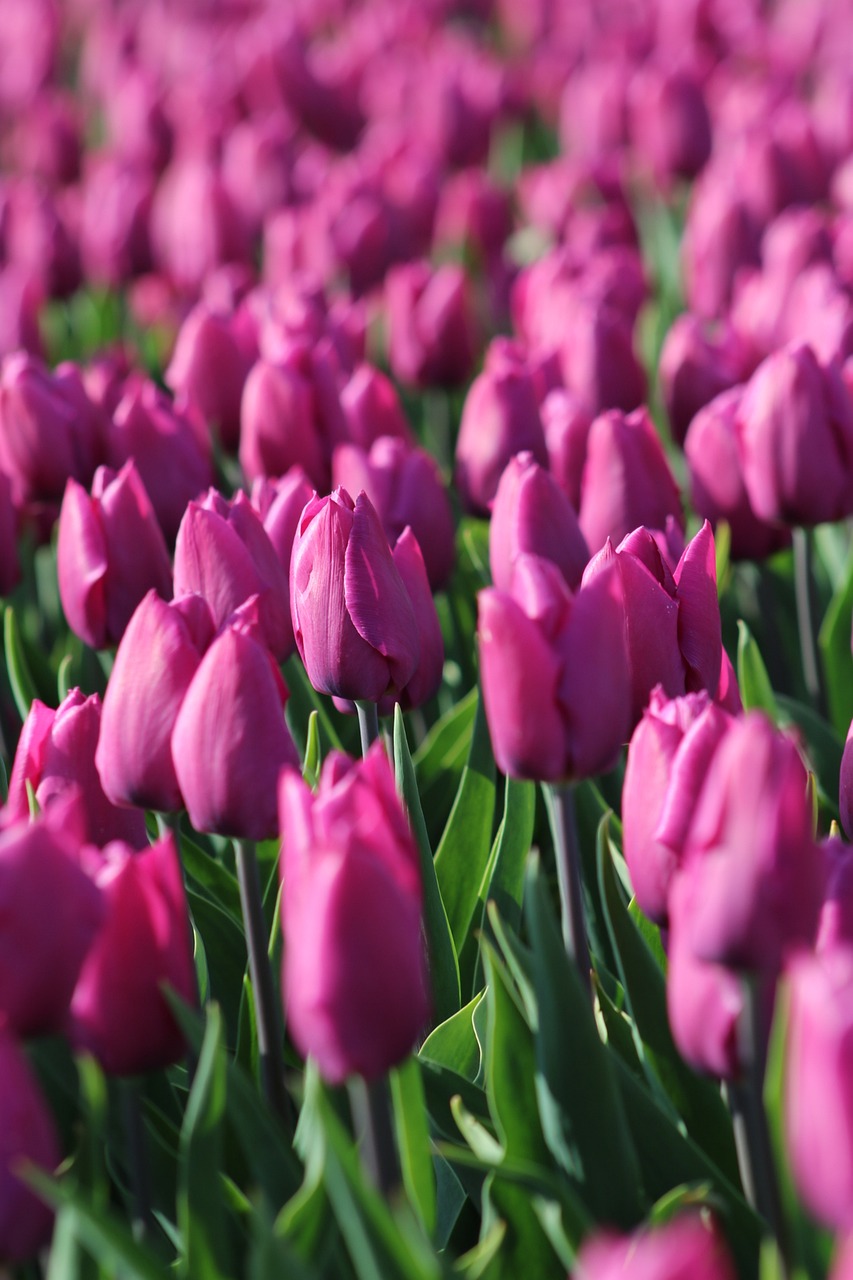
622;688;734;925
57;461;173;651
667;713;824;974
250;469;315;650
578;407;684;554
574;1214;735;1280
96;591;215;814
816;837;853;954
339;363;414;452
489;451;589;592
0;817;103;1037
455;339;549;517
332;437;456;591
840;723;853;840
290;488;420;704
107;376;213;544
165;302;252;452
560;299;647;419
629;64;712;190
150;155;250;294
681;165;761;318
7;690;148;849
0;351;98;513
385;260;478;389
67;834;197;1077
279;741;429;1083
385;529;444;713
0;1025;60;1263
173;489;292;661
785;947;853;1231
478;552;630;782
736;342;853;527
540;388;592;513
172;622;299;841
685;387;793;562
658;315;748;446
78;156;154;288
239;350;329;490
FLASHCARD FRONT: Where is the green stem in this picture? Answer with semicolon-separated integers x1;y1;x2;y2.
728;976;791;1280
234;839;290;1127
792;526;826;718
355;700;380;756
348;1075;400;1199
544;783;592;999
121;1080;153;1242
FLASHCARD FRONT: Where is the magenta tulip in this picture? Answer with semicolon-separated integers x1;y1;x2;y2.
165;302;252;452
0;1025;60;1263
68;834;196;1076
574;1214;735;1280
172;623;299;841
57;461;172;650
96;591;215;814
490;451;589;592
0;816;103;1037
279;741;429;1083
290;488;420;704
385;260;478;389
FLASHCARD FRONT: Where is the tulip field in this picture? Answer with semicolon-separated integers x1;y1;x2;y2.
4;1;853;1277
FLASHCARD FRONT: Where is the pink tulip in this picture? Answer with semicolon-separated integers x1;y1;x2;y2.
0;1025;60;1263
165;302;252;452
385;260;478;389
279;741;429;1083
574;1214;735;1280
489;451;589;592
68;834;196;1076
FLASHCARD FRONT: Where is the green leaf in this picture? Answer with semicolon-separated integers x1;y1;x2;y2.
180;833;242;922
597;823;741;1184
283;654;346;757
303;710;321;786
4;605;42;719
390;1057;437;1237
737;621;778;718
479;776;535;934
523;857;643;1228
177;1005;232;1280
819;539;853;737
24;1169;166;1280
394;705;460;1023
420;994;484;1084
434;690;496;954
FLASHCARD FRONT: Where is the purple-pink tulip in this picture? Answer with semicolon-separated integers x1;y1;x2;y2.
0;1025;60;1263
385;260;478;389
172;622;299;841
57;461;172;651
67;833;196;1077
573;1213;735;1280
7;690;148;850
290;487;420;704
489;451;589;592
478;552;630;782
279;741;429;1083
96;591;215;814
0;816;103;1037
165;302;252;452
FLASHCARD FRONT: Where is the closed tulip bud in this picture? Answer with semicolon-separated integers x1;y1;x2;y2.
659;315;748;446
560;300;647;419
165;302;252;452
78;156;154;288
574;1215;735;1280
816;838;853;954
670;713;824;973
578;407;684;554
685;386;792;561
840;724;853;840
7;690;148;850
490;451;589;592
172;623;299;841
0;817;103;1037
455;339;549;517
629;64;712;191
666;878;746;1080
174;489;292;661
623;688;734;925
736;342;853;527
250;470;315;650
67;834;196;1077
385;260;478;389
682;167;762;318
478;553;630;782
0;351;98;512
339;363;414;451
332;437;456;591
279;741;429;1083
150;155;250;294
291;488;420;704
108;377;213;544
540;388;592;513
0;1025;60;1263
785;948;853;1231
96;591;215;814
385;529;444;713
57;462;172;650
239;351;328;489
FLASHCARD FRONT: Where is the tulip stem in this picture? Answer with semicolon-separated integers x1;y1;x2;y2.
728;976;791;1279
792;527;826;719
356;700;380;756
121;1080;153;1242
348;1075;401;1200
234;839;290;1128
544;783;592;999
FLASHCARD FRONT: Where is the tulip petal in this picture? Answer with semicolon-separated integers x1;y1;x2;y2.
345;493;419;691
674;520;722;694
57;478;108;649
